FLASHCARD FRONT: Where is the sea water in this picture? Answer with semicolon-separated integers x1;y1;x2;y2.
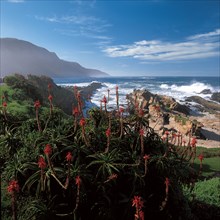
54;76;220;110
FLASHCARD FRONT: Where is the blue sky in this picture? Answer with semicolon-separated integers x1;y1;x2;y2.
1;0;220;76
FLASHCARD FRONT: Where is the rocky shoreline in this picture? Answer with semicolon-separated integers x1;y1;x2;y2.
127;89;220;148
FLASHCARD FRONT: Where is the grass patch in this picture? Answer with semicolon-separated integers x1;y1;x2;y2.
189;147;220;178
196;147;220;157
194;157;220;177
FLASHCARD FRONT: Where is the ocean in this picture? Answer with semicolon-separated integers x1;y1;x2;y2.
54;76;220;110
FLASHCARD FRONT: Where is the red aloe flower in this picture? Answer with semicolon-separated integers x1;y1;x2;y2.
48;83;52;89
198;154;204;175
66;152;73;162
143;154;150;161
132;196;144;210
172;133;177;137
119;107;125;119
73;107;79;116
119;107;124;114
75;176;81;187
162;135;166;142
7;180;19;194
34;100;42;131
48;95;53;101
139;129;144;136
108;173;118;180
105;127;111;153
165;177;170;194
191;137;197;147
2;101;7;107
34;100;41;109
132;195;144;220
139;210;145;220
79;118;86;127
102;96;107;104
165;131;169;136
7;179;19;220
198;154;204;162
102;95;107;111
165;177;170;186
138;109;144;117
44;144;52;155
38;156;47;169
106;128;111;137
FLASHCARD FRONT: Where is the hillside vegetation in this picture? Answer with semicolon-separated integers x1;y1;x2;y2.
0;77;219;220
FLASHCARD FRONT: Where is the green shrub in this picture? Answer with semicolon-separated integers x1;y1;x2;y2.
183;177;220;219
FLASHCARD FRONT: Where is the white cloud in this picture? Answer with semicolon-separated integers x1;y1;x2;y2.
188;29;220;40
103;29;220;62
35;14;112;41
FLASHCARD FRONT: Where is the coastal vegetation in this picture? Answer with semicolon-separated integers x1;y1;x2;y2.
0;74;219;220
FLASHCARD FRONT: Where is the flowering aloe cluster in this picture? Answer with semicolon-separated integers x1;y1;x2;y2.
1;85;201;220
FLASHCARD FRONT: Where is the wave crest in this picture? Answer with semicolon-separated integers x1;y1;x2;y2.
160;82;214;94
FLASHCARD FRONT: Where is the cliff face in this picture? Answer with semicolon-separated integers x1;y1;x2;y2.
0;38;108;78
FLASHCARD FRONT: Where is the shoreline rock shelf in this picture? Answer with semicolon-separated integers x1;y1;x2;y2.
126;89;215;140
186;96;220;114
127;89;191;115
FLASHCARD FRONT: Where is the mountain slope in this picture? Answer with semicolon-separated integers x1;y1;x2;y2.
0;38;108;78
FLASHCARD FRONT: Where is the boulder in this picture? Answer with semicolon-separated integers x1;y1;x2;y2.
158;95;190;115
199;89;212;94
211;92;220;103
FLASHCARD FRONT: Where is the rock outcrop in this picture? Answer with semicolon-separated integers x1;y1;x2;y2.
127;89;205;138
186;96;220;114
127;89;190;115
199;89;212;94
211;92;220;103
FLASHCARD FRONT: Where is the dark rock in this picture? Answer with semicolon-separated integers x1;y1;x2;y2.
186;96;220;114
158;95;190;115
78;82;102;97
211;92;220;103
162;113;170;125
199;89;212;94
